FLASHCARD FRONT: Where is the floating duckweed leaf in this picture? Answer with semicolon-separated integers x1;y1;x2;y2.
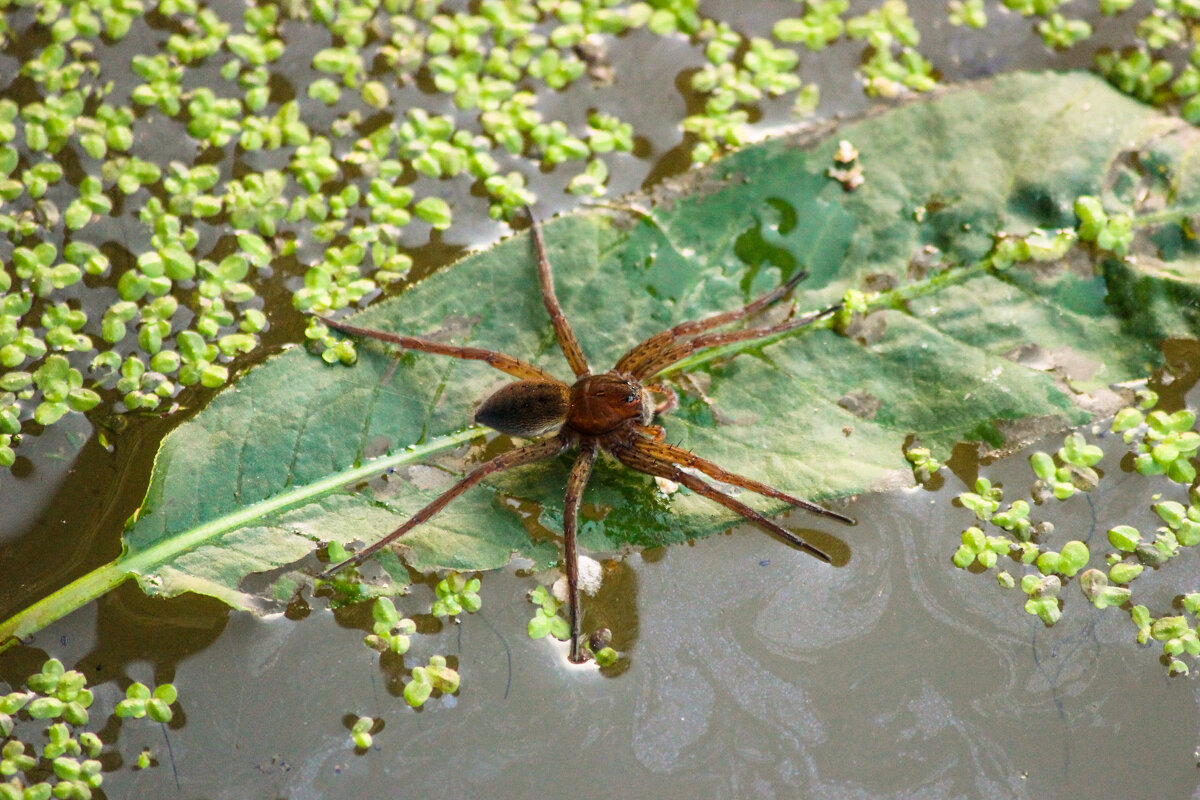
1151;615;1190;641
351;716;375;749
951;525;1011;569
1079;568;1131;609
904;445;942;481
1155;501;1187;529
1112;406;1143;431
414;196;453;229
1058;432;1102;468
957;478;1002;521
1108;525;1142;552
593;646;619;666
1108;562;1143;584
27;697;65;720
1023;581;1062;625
993;500;1032;540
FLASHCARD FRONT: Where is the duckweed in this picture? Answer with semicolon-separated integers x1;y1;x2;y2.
0;658;179;798
949;384;1200;675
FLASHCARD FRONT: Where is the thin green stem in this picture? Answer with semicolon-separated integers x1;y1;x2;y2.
1132;203;1200;228
0;563;129;654
0;425;485;651
663;256;989;376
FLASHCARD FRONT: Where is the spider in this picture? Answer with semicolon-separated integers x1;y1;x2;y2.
319;209;854;663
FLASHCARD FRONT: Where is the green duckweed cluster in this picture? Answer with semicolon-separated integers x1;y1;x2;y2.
526;584;570;642
1093;0;1200;124
0;658;178;800
356;576;470;722
525;585;617;666
354;568;617;726
428;573;480;617
949;387;1200;676
903;446;943;482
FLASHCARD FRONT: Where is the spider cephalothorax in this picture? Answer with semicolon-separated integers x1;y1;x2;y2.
565;374;653;435
319;209;853;663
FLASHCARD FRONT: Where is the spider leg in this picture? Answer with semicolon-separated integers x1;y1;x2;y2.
317;316;560;383
614;269;809;376
320;436;571;577
563;438;598;663
527;208;591;378
639;423;667;442
608;439;834;562
644;382;678;416
632;429;854;525
633;302;842;381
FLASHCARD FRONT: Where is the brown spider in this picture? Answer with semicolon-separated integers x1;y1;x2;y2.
319;209;854;662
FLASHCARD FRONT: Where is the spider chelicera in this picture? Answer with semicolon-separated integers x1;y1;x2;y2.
319;209;854;663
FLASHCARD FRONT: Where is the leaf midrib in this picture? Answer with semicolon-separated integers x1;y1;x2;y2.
0;425;484;651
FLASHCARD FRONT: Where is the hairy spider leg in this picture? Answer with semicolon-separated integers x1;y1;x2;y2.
633;303;843;381
644;382;678;416
318;316;558;383
527;207;591;378
614;269;809;377
563;438;598;663
632;427;854;526
607;441;833;563
320;437;571;577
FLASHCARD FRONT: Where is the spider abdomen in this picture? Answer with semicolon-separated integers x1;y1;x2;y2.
474;379;570;437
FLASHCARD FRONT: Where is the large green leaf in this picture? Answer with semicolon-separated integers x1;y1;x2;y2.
5;71;1200;643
